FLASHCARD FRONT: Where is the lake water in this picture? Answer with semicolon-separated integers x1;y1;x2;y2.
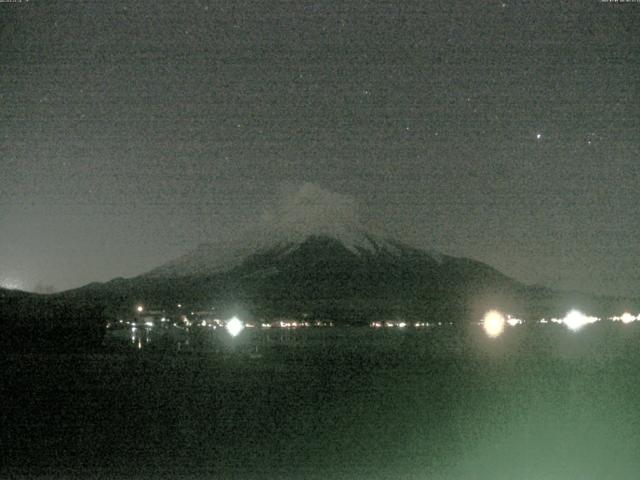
3;323;640;479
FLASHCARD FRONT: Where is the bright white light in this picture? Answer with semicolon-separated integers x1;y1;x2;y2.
562;309;598;331
136;305;144;313
621;312;636;324
506;315;523;327
226;316;244;337
398;322;407;328
536;133;542;140
144;321;154;327
482;310;506;338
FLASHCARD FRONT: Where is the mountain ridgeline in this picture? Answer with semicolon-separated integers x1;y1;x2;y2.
56;232;635;323
2;232;636;347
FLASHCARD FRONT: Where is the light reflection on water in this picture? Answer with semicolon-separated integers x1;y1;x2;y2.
109;323;328;353
106;323;448;356
104;320;640;366
10;322;640;480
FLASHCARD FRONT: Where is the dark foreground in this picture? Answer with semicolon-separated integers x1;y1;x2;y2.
3;324;640;479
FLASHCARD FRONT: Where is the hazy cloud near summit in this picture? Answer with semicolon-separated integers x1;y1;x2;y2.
258;183;363;238
149;183;369;277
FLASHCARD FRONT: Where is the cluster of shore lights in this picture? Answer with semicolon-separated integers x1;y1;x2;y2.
370;321;441;328
483;309;640;337
481;311;527;337
131;303;638;338
610;312;639;324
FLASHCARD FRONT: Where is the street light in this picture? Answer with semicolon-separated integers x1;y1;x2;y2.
482;310;506;338
226;316;244;337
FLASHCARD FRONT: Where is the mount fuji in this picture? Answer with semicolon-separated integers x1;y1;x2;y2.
8;227;635;326
55;227;548;322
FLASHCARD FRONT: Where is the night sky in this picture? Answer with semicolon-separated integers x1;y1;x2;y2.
1;1;638;296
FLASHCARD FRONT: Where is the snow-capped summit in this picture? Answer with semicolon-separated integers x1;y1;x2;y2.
146;226;443;278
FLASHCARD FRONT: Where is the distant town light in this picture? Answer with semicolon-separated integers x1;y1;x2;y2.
482;310;506;338
136;305;144;313
506;315;523;327
226;316;244;337
0;277;24;291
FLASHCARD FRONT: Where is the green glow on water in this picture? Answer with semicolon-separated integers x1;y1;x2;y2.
6;324;640;479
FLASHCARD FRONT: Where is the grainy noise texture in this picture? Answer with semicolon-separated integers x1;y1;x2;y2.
1;0;639;295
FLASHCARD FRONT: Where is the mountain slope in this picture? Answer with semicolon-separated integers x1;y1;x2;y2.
53;231;638;323
84;232;524;321
146;229;445;278
229;235;522;319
